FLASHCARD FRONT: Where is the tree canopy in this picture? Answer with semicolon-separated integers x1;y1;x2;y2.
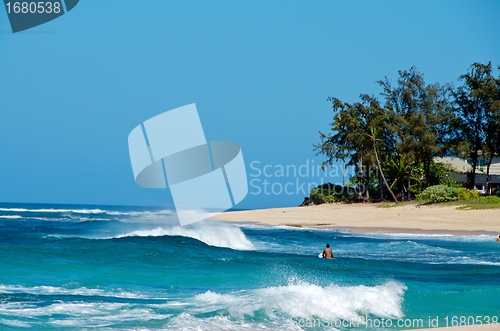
316;62;500;202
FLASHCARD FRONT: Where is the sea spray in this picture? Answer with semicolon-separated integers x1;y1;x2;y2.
0;284;148;299
193;280;407;323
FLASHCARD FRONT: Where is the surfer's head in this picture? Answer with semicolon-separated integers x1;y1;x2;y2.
326;244;330;248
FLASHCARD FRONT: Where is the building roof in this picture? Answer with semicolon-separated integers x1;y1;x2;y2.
435;157;472;173
448;173;500;185
436;157;500;175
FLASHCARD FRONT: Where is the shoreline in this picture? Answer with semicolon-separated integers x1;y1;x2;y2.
214;203;500;236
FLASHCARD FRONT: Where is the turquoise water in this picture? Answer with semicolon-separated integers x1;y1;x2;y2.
0;203;499;330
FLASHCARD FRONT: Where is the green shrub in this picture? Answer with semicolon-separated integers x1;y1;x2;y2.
470;189;480;199
457;187;479;201
323;195;336;203
457;187;469;200
416;185;459;203
309;183;349;204
309;188;325;204
441;175;460;188
476;196;500;204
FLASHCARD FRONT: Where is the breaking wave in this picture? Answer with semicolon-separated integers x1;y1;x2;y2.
116;221;255;251
193;280;406;322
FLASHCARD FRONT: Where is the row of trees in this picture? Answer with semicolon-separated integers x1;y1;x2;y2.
315;62;500;202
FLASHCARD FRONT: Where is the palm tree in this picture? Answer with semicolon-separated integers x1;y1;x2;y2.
367;126;398;203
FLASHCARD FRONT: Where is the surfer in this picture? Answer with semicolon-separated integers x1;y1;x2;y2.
322;244;334;259
496;235;500;242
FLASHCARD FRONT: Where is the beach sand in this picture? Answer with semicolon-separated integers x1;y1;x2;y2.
214;203;500;331
214;203;500;235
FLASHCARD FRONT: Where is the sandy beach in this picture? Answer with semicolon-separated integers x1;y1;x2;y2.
214;203;500;235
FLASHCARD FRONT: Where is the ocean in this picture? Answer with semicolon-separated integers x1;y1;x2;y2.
0;203;499;330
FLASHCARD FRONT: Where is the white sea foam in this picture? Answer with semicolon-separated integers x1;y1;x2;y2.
0;318;31;328
429;256;500;266
0;215;22;219
116;209;176;218
193;280;406;323
0;284;170;328
116;221;255;251
468;260;500;266
0;284;147;299
363;232;497;242
0;207;178;224
241;224;321;232
0;207;110;214
0;301;168;328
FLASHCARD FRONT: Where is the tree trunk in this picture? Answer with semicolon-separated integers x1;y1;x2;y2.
486;155;493;195
470;151;478;190
379;168;384;200
373;142;398;203
357;160;363;201
424;159;430;189
407;175;412;201
365;166;370;201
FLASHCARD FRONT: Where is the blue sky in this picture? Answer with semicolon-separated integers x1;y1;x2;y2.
1;0;499;209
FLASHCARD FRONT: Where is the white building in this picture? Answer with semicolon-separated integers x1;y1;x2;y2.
436;156;500;195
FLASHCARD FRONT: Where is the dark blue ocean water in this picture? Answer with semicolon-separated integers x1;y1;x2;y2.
0;203;499;330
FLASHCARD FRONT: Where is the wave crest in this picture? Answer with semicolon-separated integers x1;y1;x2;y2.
194;280;406;323
116;222;255;251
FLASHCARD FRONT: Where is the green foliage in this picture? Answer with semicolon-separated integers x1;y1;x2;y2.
310;183;349;204
378;204;399;208
441;175;460;188
456;187;479;201
457;195;500;209
469;188;480;199
323;195;336;203
309;189;324;205
416;185;459;203
476;196;500;204
442;175;479;201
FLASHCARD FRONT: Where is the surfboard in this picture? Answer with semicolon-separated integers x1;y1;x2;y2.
319;252;335;259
